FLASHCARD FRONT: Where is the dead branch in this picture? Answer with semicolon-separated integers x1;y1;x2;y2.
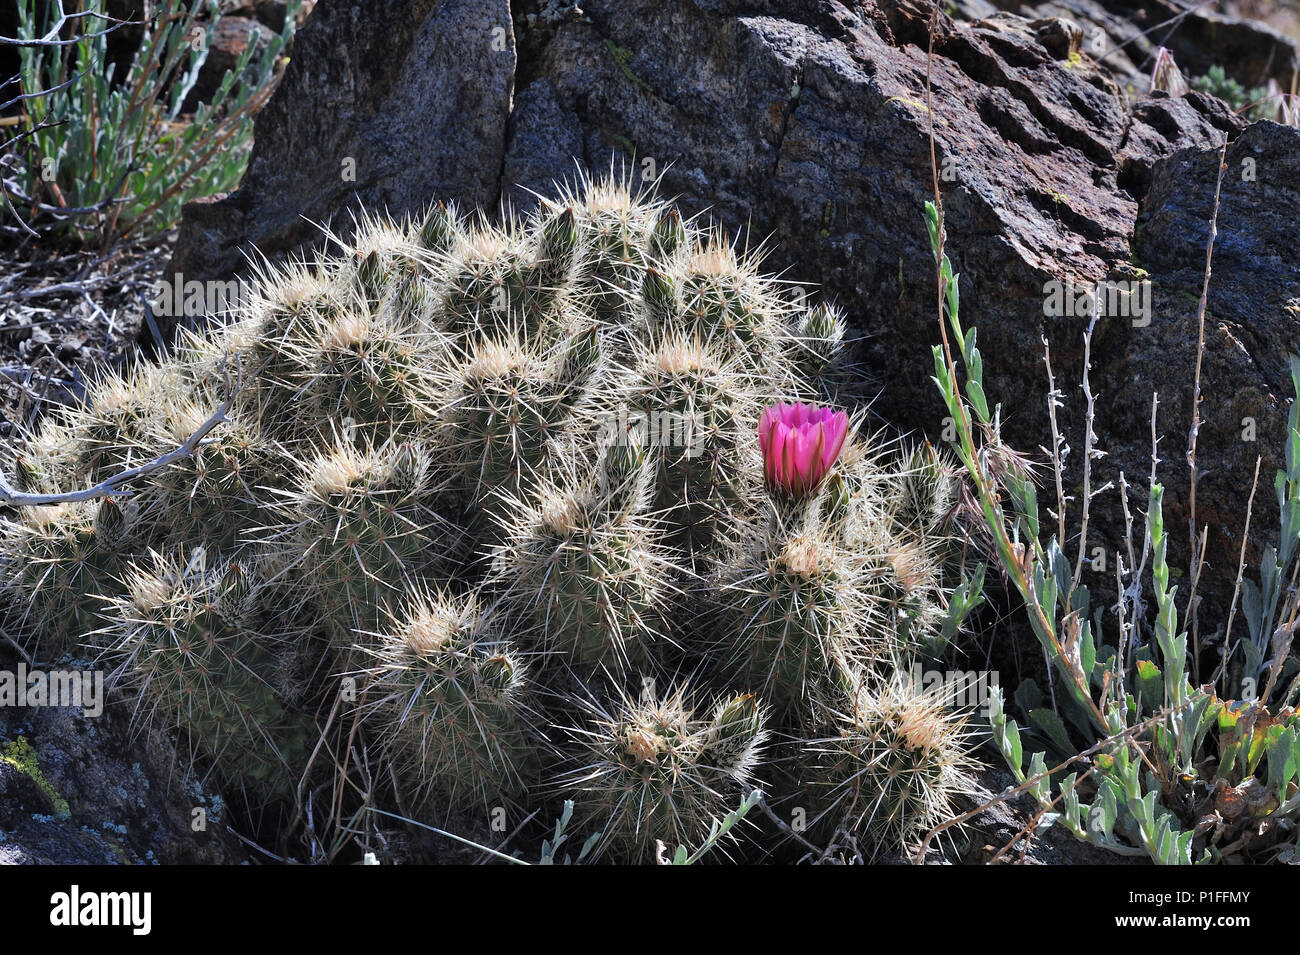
0;1;129;48
0;366;239;507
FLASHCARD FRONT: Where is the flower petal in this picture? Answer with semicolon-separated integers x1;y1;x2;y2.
822;411;849;469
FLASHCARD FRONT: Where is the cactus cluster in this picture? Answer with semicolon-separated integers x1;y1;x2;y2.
0;174;981;862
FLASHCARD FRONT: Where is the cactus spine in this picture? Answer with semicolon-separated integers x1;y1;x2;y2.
359;592;538;811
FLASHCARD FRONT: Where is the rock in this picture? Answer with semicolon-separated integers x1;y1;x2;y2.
986;0;1298;94
0;650;246;865
1119;122;1300;595
222;0;319;33
167;0;516;289
181;16;278;115
166;0;1299;634
501;78;585;215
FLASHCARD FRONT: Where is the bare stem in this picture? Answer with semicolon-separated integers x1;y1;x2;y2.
1185;137;1230;669
0;364;243;506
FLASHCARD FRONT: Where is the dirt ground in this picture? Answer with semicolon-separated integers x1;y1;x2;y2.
0;231;170;450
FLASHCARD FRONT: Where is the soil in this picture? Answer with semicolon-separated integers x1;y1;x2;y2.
0;230;170;451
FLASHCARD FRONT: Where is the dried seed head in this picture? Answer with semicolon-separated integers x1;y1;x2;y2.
654;341;706;375
467;340;526;380
306;445;367;498
323;311;372;351
624;726;667;764
403;608;455;657
778;534;824;578
128;569;175;614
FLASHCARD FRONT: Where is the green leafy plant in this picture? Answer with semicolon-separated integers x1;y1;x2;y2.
7;0;298;245
662;789;763;865
925;199;1300;864
1192;65;1271;121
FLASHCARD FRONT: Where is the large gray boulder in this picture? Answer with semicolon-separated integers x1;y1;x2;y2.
170;0;516;283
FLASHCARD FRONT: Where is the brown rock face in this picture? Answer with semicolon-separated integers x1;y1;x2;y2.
169;0;516;284
166;0;1300;624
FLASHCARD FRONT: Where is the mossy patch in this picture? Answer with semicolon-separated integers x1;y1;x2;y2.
603;39;655;94
1;736;71;819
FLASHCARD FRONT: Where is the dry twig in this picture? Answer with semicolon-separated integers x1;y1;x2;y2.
0;364;239;506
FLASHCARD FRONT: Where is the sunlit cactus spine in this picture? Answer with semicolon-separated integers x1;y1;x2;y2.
649;206;686;261
867;532;950;650
417;201;459;253
492;473;672;678
892;443;959;541
510;206;583;335
590;425;652;519
358;592;539;812
787;301;848;384
218;262;344;434
677;238;781;366
640;265;679;334
60;364;184;485
716;405;894;717
568;175;663;323
560;684;766;862
807;671;978;858
0;498;132;656
437;221;552;338
703;692;768;781
104;552;310;797
302;310;443;443
241;297;445;446
817;442;952;651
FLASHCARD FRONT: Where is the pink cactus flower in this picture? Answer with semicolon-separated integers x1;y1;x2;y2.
758;402;849;498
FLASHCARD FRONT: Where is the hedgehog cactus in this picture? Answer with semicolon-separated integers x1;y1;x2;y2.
560;685;767;862
444;334;573;511
142;400;274;552
105;552;310;797
623;337;745;553
1;498;130;656
64;365;182;485
359;592;538;811
493;479;671;678
280;441;447;654
0;172;983;862
719;519;883;720
892;443;959;541
808;672;978;858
